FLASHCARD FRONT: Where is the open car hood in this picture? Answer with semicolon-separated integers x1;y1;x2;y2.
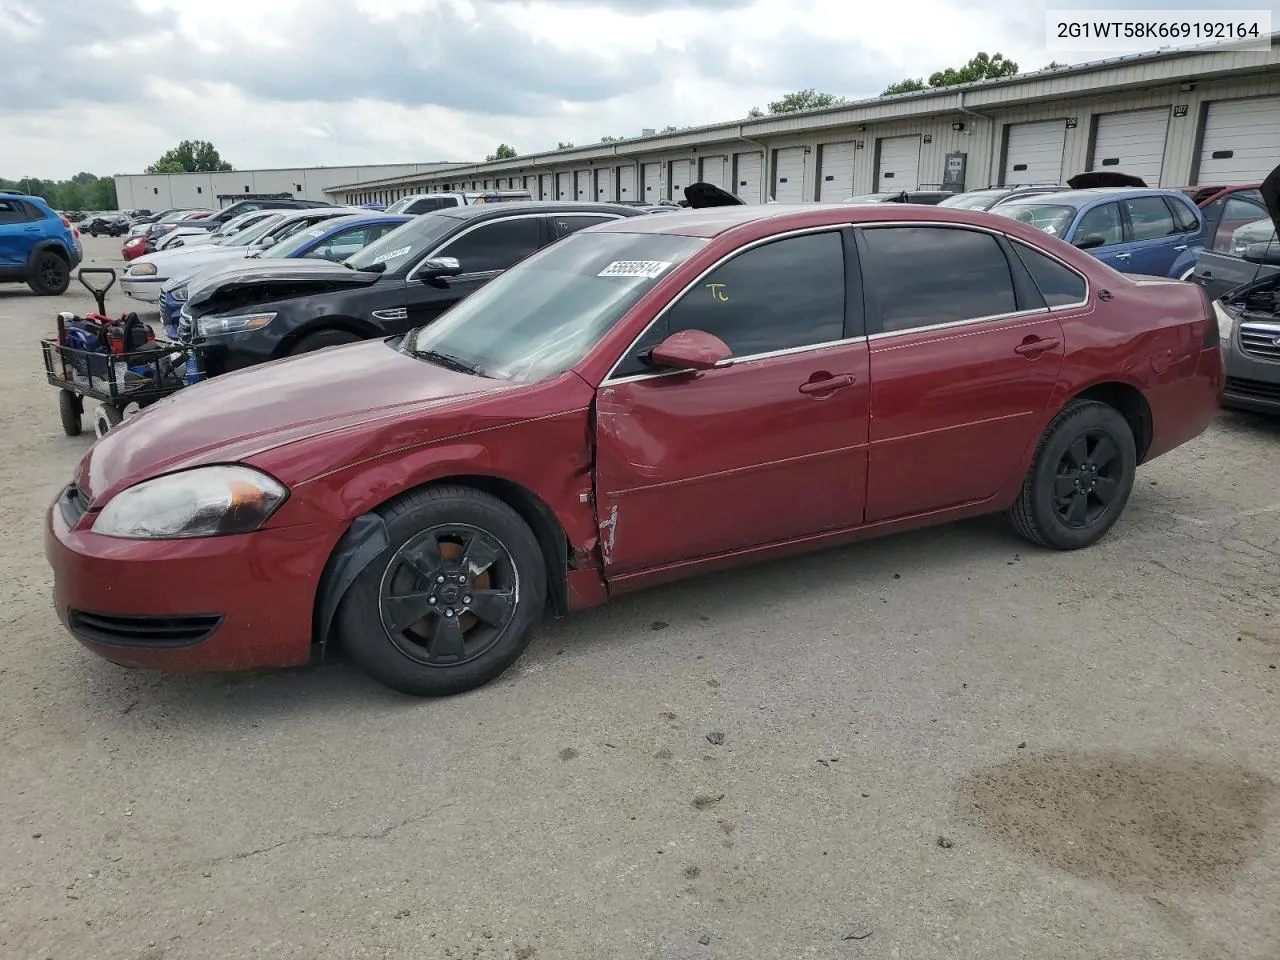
683;182;745;208
185;258;383;314
1261;161;1280;236
1067;172;1148;189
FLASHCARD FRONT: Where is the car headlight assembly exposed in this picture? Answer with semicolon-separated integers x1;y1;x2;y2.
129;262;158;276
1214;301;1236;342
196;312;275;337
171;284;189;302
93;466;288;539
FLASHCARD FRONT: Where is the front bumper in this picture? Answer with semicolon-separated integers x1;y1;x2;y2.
1222;325;1280;415
45;485;344;673
119;275;164;302
189;324;284;377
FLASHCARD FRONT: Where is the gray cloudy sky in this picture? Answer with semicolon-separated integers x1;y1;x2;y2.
2;0;1274;179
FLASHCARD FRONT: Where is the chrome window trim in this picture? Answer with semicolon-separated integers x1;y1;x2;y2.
600;224;849;384
866;307;1052;342
405;212;547;283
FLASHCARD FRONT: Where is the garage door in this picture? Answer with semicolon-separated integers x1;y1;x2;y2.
1197;96;1280;185
773;147;806;202
818;140;856;200
876;136;921;191
643;162;661;200
668;159;694;199
617;165;637;201
573;169;591;199
1002;120;1066;186
595;167;613;201
538;173;553;199
556;173;571;200
699;155;727;188
1090;108;1170;186
734;152;762;203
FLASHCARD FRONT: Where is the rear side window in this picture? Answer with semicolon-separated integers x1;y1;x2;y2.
1166;197;1200;233
1124;196;1177;241
0;199;32;224
1011;242;1087;307
860;226;1016;333
408;197;460;213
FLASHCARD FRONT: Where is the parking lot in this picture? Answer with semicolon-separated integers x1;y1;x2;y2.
0;234;1276;959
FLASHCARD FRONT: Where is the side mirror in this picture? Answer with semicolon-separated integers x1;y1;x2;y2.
417;256;463;280
254;236;277;247
648;329;732;371
1074;234;1107;250
1242;241;1280;266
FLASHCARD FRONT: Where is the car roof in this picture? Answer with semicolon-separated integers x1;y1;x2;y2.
432;201;650;221
307;212;413;230
994;187;1189;208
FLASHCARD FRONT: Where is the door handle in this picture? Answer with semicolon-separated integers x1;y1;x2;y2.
24;226;40;233
799;374;856;395
1114;252;1131;260
1173;244;1187;251
1014;337;1061;358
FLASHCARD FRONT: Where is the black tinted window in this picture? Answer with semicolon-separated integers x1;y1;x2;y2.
1012;241;1086;307
861;227;1016;333
441;217;543;273
661;230;845;357
553;214;620;237
408;197;459;213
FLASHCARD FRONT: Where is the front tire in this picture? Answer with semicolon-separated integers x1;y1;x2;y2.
1008;399;1137;550
333;485;547;696
28;251;70;295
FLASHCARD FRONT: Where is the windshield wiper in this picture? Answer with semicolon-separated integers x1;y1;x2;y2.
412;348;484;376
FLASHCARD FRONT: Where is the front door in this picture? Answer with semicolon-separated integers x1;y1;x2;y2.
856;225;1070;522
1071;201;1129;271
593;228;870;577
402;214;549;330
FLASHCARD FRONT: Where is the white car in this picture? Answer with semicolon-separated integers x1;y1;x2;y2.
120;208;361;302
154;210;282;251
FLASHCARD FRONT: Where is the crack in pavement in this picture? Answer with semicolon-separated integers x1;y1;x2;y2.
220;800;461;864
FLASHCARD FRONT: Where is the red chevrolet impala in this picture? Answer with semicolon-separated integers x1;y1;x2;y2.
45;185;1224;696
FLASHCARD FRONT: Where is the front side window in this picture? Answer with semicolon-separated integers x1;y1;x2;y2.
1123;196;1177;241
655;231;846;360
437;217;543;274
860;226;1017;333
407;231;707;382
1224;195;1266;224
1074;203;1124;246
305;225;380;261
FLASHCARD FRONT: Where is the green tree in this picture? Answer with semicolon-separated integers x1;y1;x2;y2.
144;139;233;174
0;173;117;210
928;52;1018;86
485;143;517;161
600;135;622;142
747;89;846;118
881;78;926;95
556;141;574;150
1044;60;1068;69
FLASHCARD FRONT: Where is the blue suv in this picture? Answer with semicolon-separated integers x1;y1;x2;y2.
0;191;83;295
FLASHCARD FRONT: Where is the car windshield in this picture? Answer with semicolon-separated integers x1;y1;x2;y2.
345;214;456;272
223;215;287;247
260;218;355;258
938;193;1001;210
405;231;707;382
989;202;1078;236
383;197;418;214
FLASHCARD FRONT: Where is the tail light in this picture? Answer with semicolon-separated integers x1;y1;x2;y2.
61;215;79;238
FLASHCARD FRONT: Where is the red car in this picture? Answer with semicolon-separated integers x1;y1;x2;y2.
121;235;148;261
45;185;1224;697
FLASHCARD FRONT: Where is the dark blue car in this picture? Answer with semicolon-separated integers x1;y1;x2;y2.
159;213;411;334
990;188;1205;278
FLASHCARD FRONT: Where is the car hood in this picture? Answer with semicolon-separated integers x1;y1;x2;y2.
683;182;745;208
1067;172;1148;188
75;338;514;504
130;245;247;273
185;259;383;313
1261;161;1280;236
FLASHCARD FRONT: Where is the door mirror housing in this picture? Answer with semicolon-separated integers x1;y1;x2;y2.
417;256;463;280
254;235;277;248
1073;234;1107;250
648;329;732;371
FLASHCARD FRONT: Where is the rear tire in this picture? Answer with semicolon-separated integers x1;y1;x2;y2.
1008;399;1137;550
333;485;547;697
288;329;363;356
28;251;70;295
58;391;83;437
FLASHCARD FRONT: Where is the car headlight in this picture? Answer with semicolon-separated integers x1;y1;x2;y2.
170;284;189;302
195;312;275;337
1214;301;1236;342
128;262;158;276
93;466;288;539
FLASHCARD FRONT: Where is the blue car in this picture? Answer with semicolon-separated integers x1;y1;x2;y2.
990;188;1205;278
159;213;411;333
0;190;83;295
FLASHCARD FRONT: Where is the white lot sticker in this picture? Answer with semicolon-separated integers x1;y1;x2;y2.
306;227;326;237
598;260;672;279
372;245;411;264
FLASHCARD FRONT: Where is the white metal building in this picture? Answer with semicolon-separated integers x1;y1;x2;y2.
113;162;464;211
327;37;1280;207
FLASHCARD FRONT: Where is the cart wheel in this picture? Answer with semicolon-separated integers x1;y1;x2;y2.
92;403;123;440
59;391;83;437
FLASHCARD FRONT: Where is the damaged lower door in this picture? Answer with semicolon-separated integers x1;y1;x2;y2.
591;343;871;580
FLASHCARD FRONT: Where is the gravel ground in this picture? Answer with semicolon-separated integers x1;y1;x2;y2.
2;235;1279;960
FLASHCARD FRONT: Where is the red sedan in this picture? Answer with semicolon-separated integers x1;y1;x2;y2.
121;235;149;261
45;190;1224;696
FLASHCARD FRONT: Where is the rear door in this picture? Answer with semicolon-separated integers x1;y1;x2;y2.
857;224;1069;522
1119;195;1194;277
401;214;550;330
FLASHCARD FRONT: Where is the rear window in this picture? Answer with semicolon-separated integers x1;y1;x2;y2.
938;193;1001;210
